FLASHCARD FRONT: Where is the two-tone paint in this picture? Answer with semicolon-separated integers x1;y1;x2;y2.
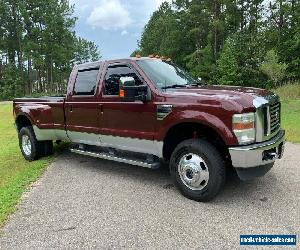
13;58;273;159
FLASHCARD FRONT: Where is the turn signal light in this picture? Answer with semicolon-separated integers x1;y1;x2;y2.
232;122;254;130
232;113;255;144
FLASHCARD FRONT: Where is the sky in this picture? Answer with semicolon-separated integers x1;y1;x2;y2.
69;0;172;60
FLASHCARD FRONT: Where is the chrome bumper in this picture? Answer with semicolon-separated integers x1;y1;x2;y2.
229;129;285;169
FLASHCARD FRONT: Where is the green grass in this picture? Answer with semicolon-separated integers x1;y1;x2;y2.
281;100;300;143
0;104;65;226
273;83;300;143
273;83;300;100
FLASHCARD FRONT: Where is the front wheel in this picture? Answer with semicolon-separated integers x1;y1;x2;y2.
170;139;226;202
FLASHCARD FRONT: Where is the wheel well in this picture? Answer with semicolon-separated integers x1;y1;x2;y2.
163;122;229;161
15;115;32;131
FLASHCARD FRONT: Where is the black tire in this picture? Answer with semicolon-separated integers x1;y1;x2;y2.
18;126;44;161
170;139;226;202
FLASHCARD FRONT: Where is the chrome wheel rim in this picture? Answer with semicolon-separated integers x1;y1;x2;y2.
22;135;32;156
178;153;209;190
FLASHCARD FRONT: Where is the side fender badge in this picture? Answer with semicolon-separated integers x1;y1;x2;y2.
157;104;172;120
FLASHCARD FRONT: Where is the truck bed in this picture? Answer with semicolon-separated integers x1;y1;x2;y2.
13;96;67;141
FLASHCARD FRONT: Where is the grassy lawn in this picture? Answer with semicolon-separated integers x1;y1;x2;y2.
0;104;59;226
274;83;300;143
281;100;300;143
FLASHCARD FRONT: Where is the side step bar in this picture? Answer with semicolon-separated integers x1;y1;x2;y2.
70;148;160;169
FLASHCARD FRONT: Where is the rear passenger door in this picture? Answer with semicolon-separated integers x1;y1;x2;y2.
65;65;102;146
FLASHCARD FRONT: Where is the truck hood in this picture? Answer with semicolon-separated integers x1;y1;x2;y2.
165;85;273;112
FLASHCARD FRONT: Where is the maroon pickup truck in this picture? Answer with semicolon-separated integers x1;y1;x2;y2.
13;57;285;201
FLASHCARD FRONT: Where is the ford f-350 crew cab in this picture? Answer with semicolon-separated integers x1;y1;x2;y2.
13;57;285;201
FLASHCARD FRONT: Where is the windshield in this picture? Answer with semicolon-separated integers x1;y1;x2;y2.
136;59;198;90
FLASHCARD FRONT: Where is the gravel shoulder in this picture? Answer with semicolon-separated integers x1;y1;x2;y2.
0;142;299;249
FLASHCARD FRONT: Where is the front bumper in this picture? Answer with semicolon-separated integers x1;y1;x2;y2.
229;129;285;169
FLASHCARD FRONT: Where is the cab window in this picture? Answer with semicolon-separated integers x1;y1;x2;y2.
104;65;143;95
73;67;99;95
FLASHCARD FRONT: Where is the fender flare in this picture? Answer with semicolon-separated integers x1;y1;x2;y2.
158;111;237;145
15;113;35;130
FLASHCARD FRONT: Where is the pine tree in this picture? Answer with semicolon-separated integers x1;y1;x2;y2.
216;38;239;85
0;0;101;99
260;49;287;87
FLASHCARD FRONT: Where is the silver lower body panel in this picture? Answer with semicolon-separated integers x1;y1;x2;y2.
33;126;69;141
32;126;163;158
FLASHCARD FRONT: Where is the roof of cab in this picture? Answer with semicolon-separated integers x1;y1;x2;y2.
75;57;163;69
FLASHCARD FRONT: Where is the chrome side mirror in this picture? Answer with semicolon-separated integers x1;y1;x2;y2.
119;76;149;102
120;76;135;87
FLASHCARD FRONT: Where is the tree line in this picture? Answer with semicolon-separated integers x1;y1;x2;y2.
0;0;101;100
133;0;300;88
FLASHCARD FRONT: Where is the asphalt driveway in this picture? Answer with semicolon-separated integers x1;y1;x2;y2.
0;143;299;249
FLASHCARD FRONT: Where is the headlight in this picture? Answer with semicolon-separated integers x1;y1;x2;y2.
232;112;255;144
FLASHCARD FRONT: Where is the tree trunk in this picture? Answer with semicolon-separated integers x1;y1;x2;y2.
27;58;32;94
50;57;54;93
291;0;295;27
240;0;245;31
278;0;283;43
213;0;222;61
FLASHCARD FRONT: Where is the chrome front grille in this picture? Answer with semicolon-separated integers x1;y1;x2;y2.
269;102;281;134
253;94;281;142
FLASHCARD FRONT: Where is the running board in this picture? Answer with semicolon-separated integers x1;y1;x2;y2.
70;148;160;169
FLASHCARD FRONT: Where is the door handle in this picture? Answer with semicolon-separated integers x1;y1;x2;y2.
98;104;103;115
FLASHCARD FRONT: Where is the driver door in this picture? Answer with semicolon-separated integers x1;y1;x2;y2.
99;63;157;155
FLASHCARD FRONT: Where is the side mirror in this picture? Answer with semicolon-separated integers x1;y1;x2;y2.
119;76;150;102
120;76;135;88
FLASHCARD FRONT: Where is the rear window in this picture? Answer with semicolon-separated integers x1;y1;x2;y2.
73;68;99;95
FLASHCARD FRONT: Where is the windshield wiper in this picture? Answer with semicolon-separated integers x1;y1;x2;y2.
188;82;204;87
161;84;189;90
